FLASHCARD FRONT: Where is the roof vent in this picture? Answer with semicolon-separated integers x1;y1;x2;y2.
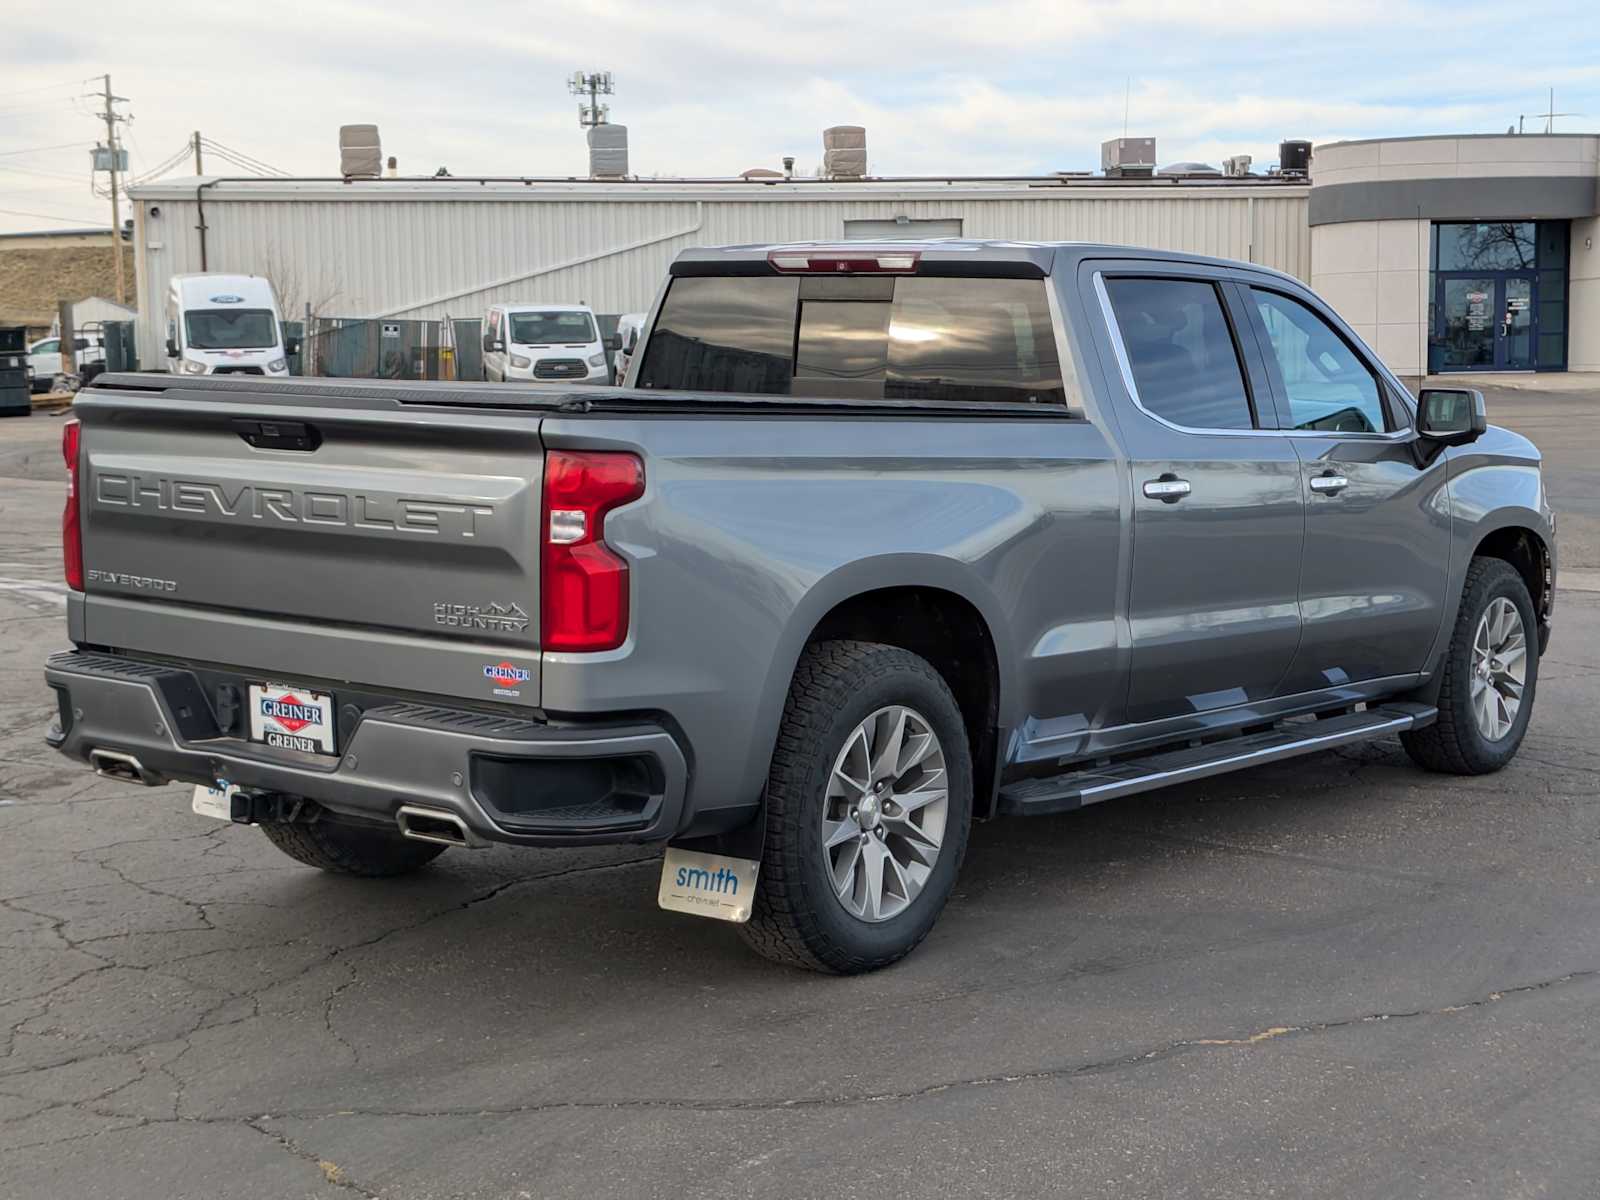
1157;161;1221;176
588;123;628;179
823;126;867;178
339;124;381;179
1223;154;1253;177
1102;137;1155;178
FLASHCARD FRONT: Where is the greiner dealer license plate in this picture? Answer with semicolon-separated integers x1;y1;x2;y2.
248;682;336;754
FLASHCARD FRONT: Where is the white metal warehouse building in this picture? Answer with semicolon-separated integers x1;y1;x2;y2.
126;131;1600;378
125;175;1310;369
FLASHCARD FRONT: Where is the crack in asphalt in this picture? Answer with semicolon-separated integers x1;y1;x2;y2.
1;853;662;1100
24;964;1592;1145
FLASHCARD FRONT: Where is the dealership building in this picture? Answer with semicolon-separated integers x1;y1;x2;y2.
126;132;1599;380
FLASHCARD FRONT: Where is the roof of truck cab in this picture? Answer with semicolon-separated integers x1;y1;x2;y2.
668;240;1301;286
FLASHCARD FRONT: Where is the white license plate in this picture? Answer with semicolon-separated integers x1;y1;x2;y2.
657;848;760;924
192;782;240;821
248;682;336;755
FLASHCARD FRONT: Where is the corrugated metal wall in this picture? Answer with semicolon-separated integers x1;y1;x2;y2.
131;186;1310;367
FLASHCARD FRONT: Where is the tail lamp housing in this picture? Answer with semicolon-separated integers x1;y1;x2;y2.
62;418;83;591
541;450;644;652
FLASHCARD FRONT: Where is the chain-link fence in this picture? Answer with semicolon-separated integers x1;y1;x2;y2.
307;317;484;380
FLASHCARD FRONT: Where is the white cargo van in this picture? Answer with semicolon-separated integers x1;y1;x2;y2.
612;311;647;382
165;274;294;377
481;303;608;384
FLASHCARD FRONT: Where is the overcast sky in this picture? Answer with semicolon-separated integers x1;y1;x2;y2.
2;0;1597;233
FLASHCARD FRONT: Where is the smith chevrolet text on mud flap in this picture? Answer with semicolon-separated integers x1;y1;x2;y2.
45;242;1555;973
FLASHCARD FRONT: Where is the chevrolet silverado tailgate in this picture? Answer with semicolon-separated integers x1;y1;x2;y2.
73;379;545;706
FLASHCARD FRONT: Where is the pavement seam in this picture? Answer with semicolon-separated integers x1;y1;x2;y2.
119;965;1600;1123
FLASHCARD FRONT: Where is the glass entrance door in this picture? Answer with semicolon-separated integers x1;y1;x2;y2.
1501;277;1534;369
1434;273;1538;371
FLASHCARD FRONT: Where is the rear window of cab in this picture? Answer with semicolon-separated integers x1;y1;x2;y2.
636;275;1065;405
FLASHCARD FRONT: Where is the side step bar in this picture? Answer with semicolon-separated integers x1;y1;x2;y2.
998;703;1436;817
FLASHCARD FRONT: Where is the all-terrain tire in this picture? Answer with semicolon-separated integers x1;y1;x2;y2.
1401;557;1538;775
259;816;447;877
739;641;973;974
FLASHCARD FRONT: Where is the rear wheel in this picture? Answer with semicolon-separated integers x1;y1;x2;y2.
1402;557;1538;775
740;641;972;974
259;814;446;877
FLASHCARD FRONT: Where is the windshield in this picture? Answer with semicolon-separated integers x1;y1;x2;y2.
184;309;278;350
508;310;597;345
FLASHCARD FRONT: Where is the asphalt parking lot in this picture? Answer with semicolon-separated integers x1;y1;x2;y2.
2;386;1598;1199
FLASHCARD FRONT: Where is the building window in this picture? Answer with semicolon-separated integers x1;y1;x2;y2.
1428;220;1569;373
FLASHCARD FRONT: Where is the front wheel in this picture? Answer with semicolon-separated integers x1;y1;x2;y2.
1402;557;1538;775
740;641;972;974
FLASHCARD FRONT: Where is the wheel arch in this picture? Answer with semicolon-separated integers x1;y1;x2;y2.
738;558;1015;822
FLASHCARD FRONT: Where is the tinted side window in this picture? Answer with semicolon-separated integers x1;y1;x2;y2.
1250;289;1387;433
637;276;799;394
1104;278;1254;430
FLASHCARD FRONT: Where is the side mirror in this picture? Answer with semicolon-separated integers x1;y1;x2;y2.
1416;387;1487;448
165;337;179;358
491;339;505;353
623;328;638;353
285;337;301;357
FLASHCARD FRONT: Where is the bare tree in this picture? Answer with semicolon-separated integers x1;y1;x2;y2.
256;241;343;372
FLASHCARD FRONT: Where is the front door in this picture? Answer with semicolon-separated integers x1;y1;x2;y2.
1435;273;1537;371
1094;268;1305;725
1242;284;1452;692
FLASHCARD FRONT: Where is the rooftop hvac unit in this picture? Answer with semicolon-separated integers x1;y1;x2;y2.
1102;137;1156;178
1223;154;1253;177
823;126;867;178
588;123;629;178
340;124;381;179
1279;139;1312;178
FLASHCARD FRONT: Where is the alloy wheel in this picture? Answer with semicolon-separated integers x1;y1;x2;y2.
1470;596;1526;742
821;705;949;922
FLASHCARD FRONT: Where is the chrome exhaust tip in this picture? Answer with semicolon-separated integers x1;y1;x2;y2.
395;804;482;848
89;748;162;786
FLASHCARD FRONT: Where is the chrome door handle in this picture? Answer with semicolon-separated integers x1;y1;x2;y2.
1309;474;1349;494
1143;477;1191;502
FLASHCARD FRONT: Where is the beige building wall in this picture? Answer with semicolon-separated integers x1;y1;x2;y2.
1310;134;1600;378
1311;218;1429;376
1571;217;1600;372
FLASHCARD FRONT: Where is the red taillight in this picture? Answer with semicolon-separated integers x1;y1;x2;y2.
62;419;83;591
541;450;644;652
767;249;920;273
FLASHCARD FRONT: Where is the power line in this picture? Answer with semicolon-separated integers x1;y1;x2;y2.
129;144;192;185
0;204;107;225
0;76;89;100
199;136;289;176
0;140;93;158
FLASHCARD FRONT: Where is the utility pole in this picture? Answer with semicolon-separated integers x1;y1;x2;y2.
192;130;203;175
92;74;129;304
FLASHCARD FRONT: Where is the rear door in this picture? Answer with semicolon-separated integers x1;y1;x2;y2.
1089;262;1305;724
1238;282;1451;690
77;386;544;706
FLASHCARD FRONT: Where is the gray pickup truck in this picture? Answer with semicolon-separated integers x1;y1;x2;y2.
44;241;1555;974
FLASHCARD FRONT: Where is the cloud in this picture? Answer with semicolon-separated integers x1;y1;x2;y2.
0;0;1595;230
